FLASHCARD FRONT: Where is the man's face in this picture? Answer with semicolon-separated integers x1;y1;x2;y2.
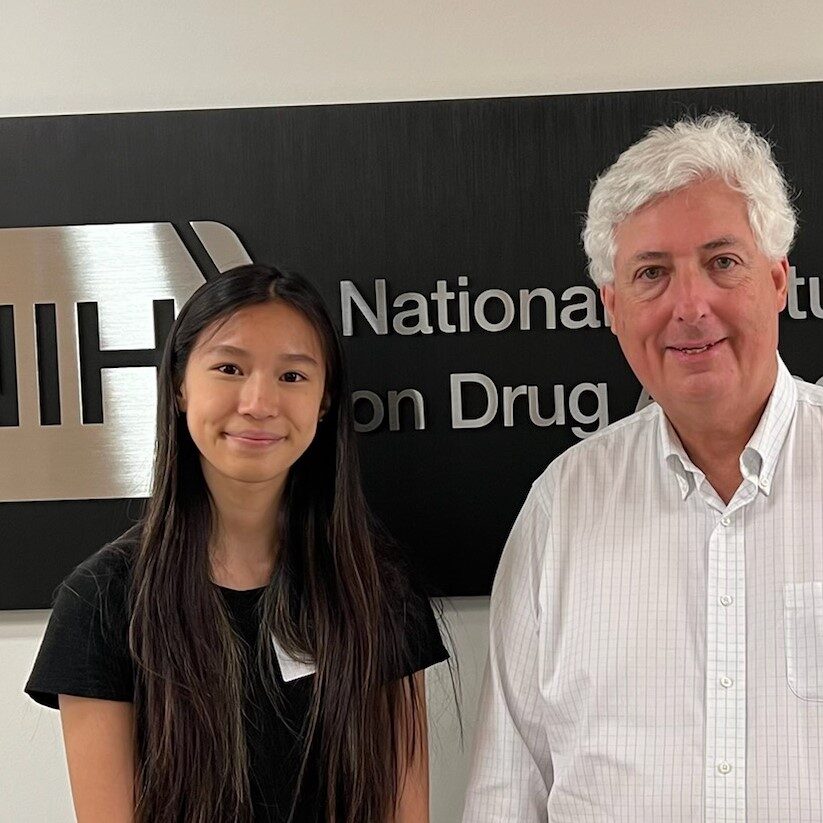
601;177;788;422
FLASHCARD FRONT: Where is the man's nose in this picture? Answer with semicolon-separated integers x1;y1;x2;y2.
238;373;279;418
671;266;712;325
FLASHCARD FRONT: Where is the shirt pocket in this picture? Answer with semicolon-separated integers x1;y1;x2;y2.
784;581;823;701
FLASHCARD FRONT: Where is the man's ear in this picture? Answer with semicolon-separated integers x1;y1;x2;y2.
600;284;618;335
773;257;789;313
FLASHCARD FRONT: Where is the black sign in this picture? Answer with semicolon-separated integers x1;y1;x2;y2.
1;82;822;607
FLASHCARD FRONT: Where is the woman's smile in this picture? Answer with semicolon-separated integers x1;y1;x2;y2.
223;429;286;447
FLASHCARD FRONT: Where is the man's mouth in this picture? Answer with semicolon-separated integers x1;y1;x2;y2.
670;339;724;355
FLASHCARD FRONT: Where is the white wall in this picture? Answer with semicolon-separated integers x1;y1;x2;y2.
2;1;822;821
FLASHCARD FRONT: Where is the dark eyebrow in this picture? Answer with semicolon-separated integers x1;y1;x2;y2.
280;353;321;367
203;344;320;367
203;344;248;357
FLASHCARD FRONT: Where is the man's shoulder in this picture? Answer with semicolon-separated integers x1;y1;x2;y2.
532;403;660;497
542;401;660;473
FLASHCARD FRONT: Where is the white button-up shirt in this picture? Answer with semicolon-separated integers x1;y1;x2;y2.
464;356;823;822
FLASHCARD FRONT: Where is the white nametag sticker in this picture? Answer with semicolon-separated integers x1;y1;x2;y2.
271;633;317;682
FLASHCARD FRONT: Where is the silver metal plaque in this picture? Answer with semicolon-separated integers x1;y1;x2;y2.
0;221;249;502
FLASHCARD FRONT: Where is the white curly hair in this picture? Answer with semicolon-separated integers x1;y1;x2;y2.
582;112;797;287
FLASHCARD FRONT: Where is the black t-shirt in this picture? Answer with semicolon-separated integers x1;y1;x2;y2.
25;530;449;823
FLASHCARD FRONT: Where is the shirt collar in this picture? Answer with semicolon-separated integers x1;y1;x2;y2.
658;354;798;501
740;354;797;495
659;410;701;499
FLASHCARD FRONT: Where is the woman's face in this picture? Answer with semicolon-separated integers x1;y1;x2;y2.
178;300;328;498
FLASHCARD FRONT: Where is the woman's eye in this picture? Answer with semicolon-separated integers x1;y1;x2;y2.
281;371;305;383
215;364;241;376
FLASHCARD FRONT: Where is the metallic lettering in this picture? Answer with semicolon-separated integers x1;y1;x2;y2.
0;305;19;427
34;304;61;426
77;299;174;424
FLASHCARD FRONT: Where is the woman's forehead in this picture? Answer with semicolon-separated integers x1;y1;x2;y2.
192;301;325;361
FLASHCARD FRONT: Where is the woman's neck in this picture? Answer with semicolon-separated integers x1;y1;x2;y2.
204;467;284;590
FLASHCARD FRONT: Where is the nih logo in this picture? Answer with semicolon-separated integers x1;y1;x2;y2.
0;221;251;503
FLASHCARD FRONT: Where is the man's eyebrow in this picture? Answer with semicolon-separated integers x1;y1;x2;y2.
628;236;742;263
701;235;740;251
630;250;669;263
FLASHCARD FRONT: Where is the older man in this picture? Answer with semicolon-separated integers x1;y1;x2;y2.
463;113;823;822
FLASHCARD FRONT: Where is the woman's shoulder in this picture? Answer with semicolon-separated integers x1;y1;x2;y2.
26;525;142;708
59;524;142;608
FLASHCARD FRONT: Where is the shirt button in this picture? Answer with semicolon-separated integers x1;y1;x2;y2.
720;516;731;526
719;594;734;607
718;761;732;775
761;477;770;490
719;676;734;688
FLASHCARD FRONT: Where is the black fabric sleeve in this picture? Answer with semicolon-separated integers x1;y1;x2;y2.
25;546;135;709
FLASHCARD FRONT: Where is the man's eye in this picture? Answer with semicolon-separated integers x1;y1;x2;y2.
637;267;664;281
215;364;241;376
281;372;305;383
714;256;736;270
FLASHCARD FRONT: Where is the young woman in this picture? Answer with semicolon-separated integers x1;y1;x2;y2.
26;265;449;823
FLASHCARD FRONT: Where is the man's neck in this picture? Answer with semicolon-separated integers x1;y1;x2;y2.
663;364;777;504
667;398;767;506
676;424;751;505
659;355;780;505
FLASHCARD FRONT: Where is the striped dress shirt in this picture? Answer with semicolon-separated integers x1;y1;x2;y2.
463;356;823;822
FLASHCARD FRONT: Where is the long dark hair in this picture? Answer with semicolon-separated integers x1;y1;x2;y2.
129;264;425;822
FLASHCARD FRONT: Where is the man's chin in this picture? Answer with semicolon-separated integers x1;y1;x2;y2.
664;373;734;408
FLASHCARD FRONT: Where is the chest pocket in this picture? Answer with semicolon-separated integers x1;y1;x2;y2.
784;582;823;701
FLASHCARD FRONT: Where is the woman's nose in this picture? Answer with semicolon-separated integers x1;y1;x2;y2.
237;374;279;418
